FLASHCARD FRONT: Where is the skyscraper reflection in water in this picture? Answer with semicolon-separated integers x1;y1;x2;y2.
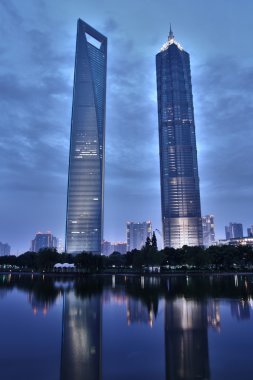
60;291;102;380
165;298;210;380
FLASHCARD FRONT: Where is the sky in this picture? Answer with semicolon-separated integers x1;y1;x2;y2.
0;0;253;253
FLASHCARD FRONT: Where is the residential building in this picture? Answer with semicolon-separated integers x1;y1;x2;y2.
31;232;57;253
156;26;202;248
65;19;107;254
225;223;243;239
127;221;152;251
202;215;215;247
0;242;11;256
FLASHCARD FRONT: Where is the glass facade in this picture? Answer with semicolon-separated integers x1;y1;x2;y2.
126;221;152;251
65;19;107;254
202;215;216;247
156;29;202;248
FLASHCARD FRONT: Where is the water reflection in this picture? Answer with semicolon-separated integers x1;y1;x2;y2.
1;274;253;379
165;299;210;380
60;292;102;380
127;298;156;327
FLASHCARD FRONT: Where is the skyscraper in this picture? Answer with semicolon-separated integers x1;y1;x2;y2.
126;221;152;251
156;27;202;248
65;19;107;254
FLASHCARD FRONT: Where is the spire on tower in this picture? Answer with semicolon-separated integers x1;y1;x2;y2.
160;25;183;52
168;24;174;41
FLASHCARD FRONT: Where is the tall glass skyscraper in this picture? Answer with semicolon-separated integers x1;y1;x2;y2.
65;19;107;254
156;27;202;248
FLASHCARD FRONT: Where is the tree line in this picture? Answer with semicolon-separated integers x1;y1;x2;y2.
1;236;253;272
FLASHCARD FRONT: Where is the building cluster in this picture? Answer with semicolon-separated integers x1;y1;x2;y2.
102;221;152;255
0;241;11;256
217;223;253;247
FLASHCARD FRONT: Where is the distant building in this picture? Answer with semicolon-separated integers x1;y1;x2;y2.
111;242;127;255
247;225;253;237
57;238;64;254
31;232;57;253
102;241;127;255
202;215;215;247
225;223;243;239
218;237;253;247
0;242;11;256
102;240;112;256
127;221;152;251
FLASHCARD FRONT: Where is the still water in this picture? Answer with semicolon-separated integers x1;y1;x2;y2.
0;274;253;380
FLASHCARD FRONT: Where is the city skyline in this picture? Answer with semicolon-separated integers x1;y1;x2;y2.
0;0;253;252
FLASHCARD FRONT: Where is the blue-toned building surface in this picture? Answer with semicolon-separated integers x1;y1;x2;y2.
156;28;202;248
66;19;107;254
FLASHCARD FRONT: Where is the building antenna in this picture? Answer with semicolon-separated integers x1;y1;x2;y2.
169;23;174;40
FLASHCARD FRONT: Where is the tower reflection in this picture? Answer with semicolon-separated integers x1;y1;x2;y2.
60;291;102;380
165;298;210;380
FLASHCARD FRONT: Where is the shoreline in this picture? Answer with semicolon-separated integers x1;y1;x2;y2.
1;270;253;277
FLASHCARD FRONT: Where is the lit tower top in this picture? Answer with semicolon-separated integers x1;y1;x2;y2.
160;25;183;52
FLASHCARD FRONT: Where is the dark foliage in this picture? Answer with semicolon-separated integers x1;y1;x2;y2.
1;245;253;272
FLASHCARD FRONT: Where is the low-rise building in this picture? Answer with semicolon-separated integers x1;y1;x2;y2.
218;237;253;247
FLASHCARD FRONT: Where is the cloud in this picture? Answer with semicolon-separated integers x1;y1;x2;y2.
192;56;253;235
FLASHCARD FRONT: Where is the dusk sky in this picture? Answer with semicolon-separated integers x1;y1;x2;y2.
1;0;253;253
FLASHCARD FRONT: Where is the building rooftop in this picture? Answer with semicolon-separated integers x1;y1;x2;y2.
160;25;183;52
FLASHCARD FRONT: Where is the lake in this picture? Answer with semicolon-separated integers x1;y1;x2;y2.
0;273;253;380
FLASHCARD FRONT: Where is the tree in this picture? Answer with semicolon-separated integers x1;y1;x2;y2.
151;232;158;252
145;236;151;247
37;248;59;270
